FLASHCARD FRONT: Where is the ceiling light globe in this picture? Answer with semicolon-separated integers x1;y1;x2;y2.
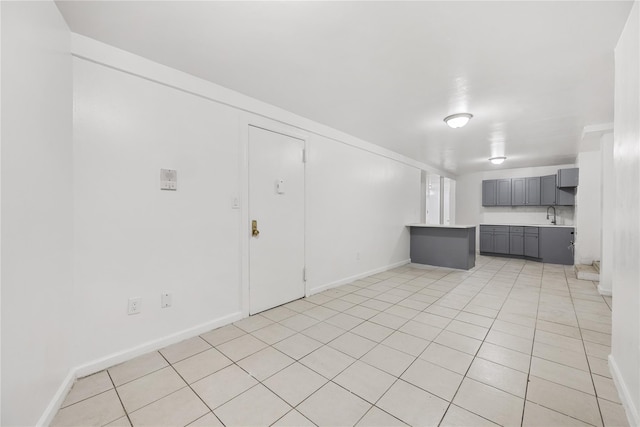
444;113;473;129
489;156;506;165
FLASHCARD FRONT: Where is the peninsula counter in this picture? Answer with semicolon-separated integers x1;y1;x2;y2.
407;224;476;270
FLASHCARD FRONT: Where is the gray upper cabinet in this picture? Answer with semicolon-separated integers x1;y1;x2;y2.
541;174;575;206
483;170;577;208
526;177;541;205
512;177;540;206
482;180;497;206
558;168;579;188
496;179;512;206
511;178;526;205
540;175;557;205
557;187;576;206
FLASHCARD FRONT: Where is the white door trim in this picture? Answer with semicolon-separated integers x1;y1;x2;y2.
239;113;310;318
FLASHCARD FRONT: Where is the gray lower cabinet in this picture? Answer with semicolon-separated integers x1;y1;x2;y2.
493;232;509;254
481;224;574;264
539;227;575;265
509;228;524;256
524;227;539;258
480;231;493;252
479;225;509;254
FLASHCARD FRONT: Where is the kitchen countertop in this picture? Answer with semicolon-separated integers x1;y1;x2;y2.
480;223;575;229
407;224;476;229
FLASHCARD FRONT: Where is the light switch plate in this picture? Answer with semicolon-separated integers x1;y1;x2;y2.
160;169;177;191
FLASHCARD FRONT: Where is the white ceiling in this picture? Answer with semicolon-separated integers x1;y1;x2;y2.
56;1;633;175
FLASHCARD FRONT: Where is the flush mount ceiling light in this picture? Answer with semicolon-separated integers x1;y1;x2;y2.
489;156;507;165
444;113;473;129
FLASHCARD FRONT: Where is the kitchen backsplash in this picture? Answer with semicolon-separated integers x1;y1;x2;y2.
482;206;575;226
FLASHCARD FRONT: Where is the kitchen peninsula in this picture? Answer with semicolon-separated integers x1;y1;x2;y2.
407;224;476;270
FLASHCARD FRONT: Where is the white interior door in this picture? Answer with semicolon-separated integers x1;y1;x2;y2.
249;125;305;314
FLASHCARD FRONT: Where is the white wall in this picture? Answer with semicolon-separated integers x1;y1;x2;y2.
70;37;423;383
73;58;243;366
599;133;614;295
0;2;74;425
456;164;576;250
306;139;420;293
575;150;602;265
611;2;640;425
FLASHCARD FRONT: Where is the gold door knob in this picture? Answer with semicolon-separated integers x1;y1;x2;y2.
251;220;260;237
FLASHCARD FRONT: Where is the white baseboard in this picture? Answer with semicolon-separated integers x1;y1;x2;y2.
36;369;76;427
308;259;410;296
597;284;612;296
38;311;243;426
609;354;639;427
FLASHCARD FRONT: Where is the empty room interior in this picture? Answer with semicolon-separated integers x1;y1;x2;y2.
2;1;640;426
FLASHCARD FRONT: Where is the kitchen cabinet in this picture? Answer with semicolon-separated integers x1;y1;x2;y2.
512;177;540;206
540;175;557;205
483;179;513;206
496;179;512;206
509;226;524;255
557;187;576;206
524;227;539;258
541;174;575;206
479;225;509;254
482;180;497;206
511;178;525;205
481;224;574;264
558;168;579;188
539;227;574;265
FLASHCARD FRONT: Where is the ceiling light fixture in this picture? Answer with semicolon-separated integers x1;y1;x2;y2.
444;113;473;129
489;156;507;165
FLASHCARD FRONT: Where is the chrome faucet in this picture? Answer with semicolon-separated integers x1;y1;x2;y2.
546;206;557;225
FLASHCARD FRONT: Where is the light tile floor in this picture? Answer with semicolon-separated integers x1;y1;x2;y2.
52;256;630;427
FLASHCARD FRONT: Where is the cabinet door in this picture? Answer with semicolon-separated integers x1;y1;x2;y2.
479;232;494;253
558;168;579;187
482;180;497;206
557;187;575;206
539;227;574;265
493;232;510;254
540;175;557;205
524;234;539;258
496;179;512;206
511;178;526;206
509;233;524;255
526;177;541;205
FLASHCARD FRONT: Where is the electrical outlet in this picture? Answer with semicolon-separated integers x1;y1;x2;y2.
161;292;172;308
128;297;142;315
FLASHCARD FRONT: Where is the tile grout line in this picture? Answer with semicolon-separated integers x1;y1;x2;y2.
438;259;530;426
105;369;134;427
566;272;608;427
519;262;544;427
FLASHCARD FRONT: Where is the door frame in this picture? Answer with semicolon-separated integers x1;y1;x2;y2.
239;114;309;317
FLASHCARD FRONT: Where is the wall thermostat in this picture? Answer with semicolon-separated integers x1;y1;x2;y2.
160;169;177;190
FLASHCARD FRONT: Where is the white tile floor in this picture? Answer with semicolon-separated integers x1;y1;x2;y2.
52;256;630;427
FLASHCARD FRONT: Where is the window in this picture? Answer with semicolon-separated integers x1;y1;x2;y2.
424;173;455;225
